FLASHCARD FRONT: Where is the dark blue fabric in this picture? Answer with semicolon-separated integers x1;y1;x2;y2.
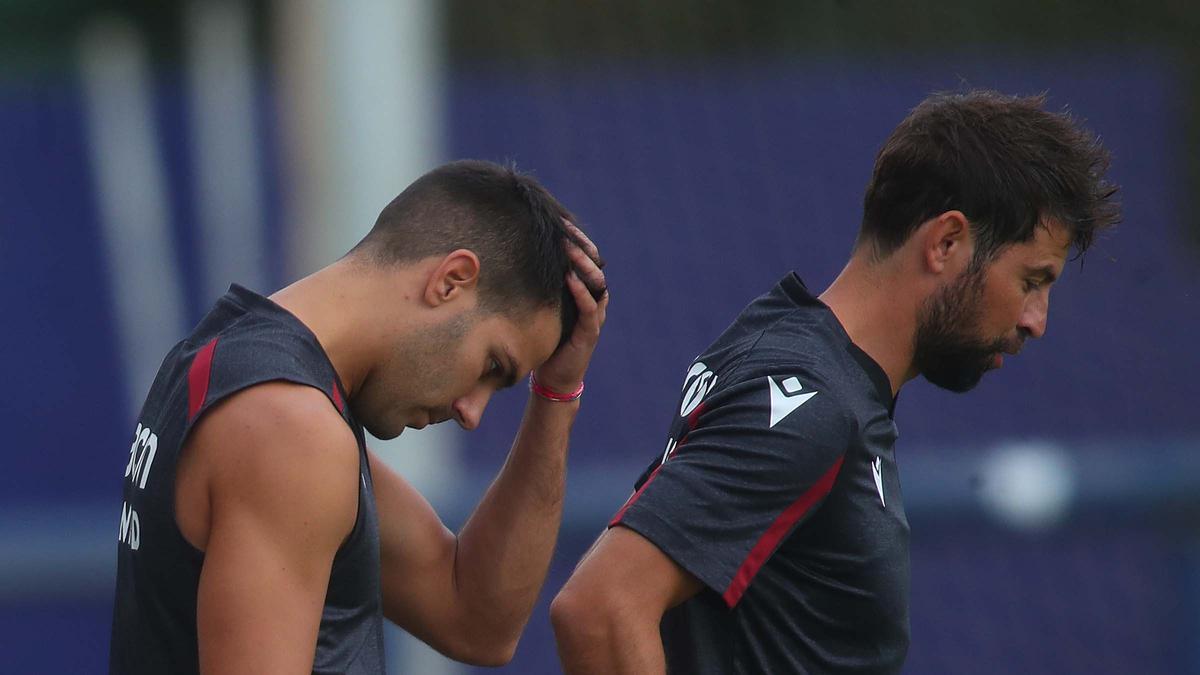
616;274;908;674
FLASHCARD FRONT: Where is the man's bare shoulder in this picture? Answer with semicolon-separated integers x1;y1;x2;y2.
184;381;360;544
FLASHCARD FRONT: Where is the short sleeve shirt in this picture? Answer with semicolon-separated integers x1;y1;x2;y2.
610;273;909;674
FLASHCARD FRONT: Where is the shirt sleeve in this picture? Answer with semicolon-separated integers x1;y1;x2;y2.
610;363;854;608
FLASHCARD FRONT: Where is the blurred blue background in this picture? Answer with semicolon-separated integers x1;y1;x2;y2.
2;1;1198;673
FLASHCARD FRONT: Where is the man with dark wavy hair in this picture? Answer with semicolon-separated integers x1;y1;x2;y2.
552;91;1118;674
110;160;608;674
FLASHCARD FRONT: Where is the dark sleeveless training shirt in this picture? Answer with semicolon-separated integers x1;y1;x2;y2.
611;273;909;674
110;284;386;674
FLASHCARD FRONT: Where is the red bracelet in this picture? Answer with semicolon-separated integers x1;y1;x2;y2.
529;373;584;402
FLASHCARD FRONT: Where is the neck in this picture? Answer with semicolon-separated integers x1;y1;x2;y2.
818;251;919;397
268;257;398;398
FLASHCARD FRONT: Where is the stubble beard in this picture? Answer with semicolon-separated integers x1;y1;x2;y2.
360;312;473;439
913;268;1009;394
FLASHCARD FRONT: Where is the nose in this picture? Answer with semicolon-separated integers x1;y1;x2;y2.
452;387;493;431
1018;290;1049;340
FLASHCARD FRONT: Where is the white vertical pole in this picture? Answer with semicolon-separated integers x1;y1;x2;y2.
78;17;188;420
184;0;268;302
273;1;461;672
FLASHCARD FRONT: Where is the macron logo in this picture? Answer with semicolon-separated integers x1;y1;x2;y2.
767;376;817;428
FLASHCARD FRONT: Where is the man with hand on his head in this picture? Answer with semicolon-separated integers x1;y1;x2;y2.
110;160;608;674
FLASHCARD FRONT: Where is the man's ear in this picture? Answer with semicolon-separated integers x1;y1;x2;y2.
423;249;481;307
920;210;972;275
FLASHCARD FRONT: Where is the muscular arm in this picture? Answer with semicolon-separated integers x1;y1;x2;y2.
184;383;360;674
371;394;579;665
551;526;703;674
375;225;609;664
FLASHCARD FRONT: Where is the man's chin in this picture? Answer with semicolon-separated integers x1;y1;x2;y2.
406;409;437;431
363;419;405;441
400;411;452;432
921;362;989;393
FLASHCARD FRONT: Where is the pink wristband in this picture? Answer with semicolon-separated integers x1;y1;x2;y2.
529;373;584;402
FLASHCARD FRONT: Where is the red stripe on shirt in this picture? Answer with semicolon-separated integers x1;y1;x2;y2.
610;403;706;527
187;338;219;422
331;378;345;413
721;454;845;608
609;463;664;527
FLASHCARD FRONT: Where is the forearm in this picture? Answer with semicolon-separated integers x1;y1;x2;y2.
453;392;577;636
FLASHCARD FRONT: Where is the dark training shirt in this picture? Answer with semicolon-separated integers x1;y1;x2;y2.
611;273;909;674
110;285;386;675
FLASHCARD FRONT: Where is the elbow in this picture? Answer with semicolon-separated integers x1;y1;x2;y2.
550;587;585;641
458;644;518;668
551;583;618;650
475;637;519;668
403;598;523;665
553;575;670;670
436;631;519;667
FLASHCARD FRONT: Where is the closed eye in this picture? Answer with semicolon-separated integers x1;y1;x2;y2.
1024;265;1059;292
486;354;520;389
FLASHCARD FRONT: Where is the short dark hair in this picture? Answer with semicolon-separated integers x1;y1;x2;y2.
857;90;1120;266
353;160;582;345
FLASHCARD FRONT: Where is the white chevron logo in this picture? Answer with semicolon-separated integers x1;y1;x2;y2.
767;376;817;428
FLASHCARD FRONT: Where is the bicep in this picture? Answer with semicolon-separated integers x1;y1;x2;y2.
197;503;334;674
188;384;360;674
570;525;703;618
